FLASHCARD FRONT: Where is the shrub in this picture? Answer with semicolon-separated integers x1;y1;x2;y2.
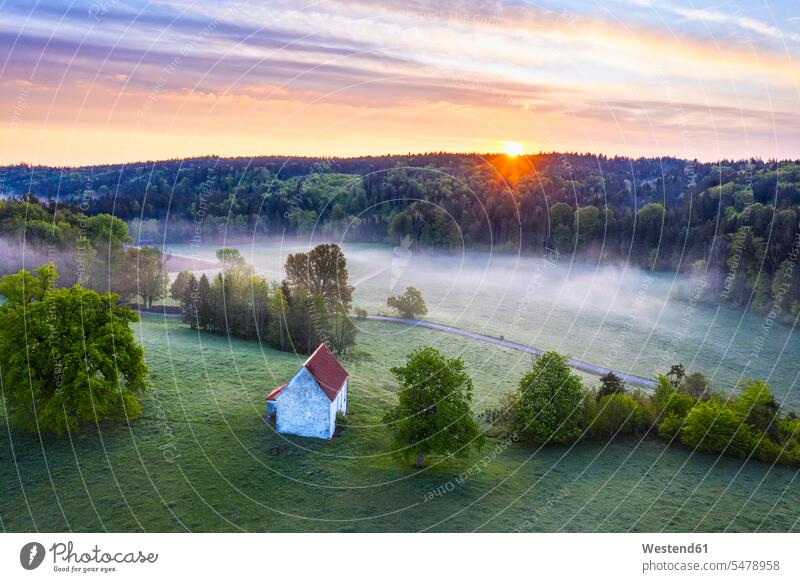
579;391;600;435
679;371;711;399
601;394;641;437
483;391;518;427
631;390;657;430
680;399;757;457
734;380;780;440
751;437;783;464
354;306;368;319
653;375;698;420
658;413;685;439
775;415;800;448
585;394;642;439
334;412;350;436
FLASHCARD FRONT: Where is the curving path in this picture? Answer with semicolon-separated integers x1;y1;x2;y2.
364;314;657;390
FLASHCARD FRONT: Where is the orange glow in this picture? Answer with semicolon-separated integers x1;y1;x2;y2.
502;142;525;157
489;148;533;187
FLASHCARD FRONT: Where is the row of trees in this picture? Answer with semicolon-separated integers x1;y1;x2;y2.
170;244;357;355
384;346;800;468
487;354;800;466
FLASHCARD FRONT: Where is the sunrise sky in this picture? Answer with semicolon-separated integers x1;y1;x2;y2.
2;0;800;166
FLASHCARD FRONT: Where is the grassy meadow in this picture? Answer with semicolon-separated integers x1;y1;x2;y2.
2;314;798;532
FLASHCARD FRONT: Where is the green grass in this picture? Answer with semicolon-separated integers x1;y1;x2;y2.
1;315;799;532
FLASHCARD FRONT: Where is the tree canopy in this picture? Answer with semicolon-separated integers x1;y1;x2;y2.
512;351;584;444
285;243;354;310
597;371;625;399
386;286;428;319
0;264;149;436
383;346;482;467
5;154;800;321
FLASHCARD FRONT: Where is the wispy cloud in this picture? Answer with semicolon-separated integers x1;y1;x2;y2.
667;5;800;44
0;0;799;164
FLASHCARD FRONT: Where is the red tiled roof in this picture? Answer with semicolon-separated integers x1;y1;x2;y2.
265;383;286;401
304;343;349;401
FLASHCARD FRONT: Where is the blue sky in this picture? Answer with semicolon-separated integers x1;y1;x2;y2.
1;0;799;164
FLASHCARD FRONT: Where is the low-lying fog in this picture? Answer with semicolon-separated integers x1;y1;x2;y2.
163;240;800;410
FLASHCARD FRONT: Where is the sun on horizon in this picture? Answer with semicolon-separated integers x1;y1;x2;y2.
502;142;525;157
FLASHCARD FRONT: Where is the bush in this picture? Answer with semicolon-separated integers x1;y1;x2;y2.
653;375;698;421
583;393;642;439
579;391;600;434
734;380;780;440
680;399;757;457
354;306;368;319
775;415;800;448
599;394;641;438
631;390;657;430
679;372;711;399
658;413;685;439
334;412;350;436
483;391;518;427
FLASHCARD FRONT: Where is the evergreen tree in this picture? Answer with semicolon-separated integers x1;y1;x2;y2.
597;371;625;399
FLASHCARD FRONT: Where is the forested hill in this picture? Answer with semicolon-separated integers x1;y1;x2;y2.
0;153;722;217
3;153;800;319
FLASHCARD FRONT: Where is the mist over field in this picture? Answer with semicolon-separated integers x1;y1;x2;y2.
0;236;80;284
160;240;800;412
6;225;792;408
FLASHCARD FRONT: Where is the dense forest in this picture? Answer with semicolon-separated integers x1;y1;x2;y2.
2;153;800;319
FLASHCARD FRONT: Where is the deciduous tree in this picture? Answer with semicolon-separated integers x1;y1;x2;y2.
384;346;482;468
285;243;354;309
121;246;167;309
0;265;148;436
386;286;427;319
513;351;583;444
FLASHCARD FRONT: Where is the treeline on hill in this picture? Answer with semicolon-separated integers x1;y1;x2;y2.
170;244;356;355
482;356;800;467
3;154;800;319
